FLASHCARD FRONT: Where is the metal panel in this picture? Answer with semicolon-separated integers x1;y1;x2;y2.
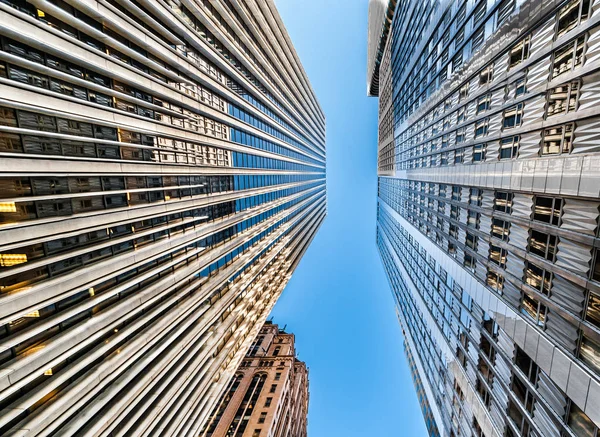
551;274;586;315
555;237;593;275
526;58;553;94
529;18;555;58
560;198;599;235
545;311;579;353
573;116;600;155
577;72;600;111
518;130;542;159
585;26;600;66
521;96;546;128
511;194;533;219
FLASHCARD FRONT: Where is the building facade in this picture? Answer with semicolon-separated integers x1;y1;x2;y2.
0;0;325;434
368;1;600;436
199;322;308;437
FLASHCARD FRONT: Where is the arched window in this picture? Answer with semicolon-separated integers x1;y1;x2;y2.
226;373;267;437
248;335;264;356
200;374;243;437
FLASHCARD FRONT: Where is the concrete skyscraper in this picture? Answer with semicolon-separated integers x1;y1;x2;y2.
0;0;325;434
199;322;308;437
369;1;600;436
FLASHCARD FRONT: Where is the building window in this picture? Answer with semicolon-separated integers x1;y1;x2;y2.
274;372;281;381
579;333;600;375
521;292;547;326
552;36;585;79
467;210;480;228
509;36;531;68
514;347;540;384
494;191;513;214
264;397;272;407
450;224;459;240
556;0;591;39
541;124;574;155
459;84;469;101
491;218;510;240
479;65;493;85
273;346;280;356
450;205;460;220
533;196;562;225
486;270;504;292
524;262;552;295
473;144;486;162
515;78;527;97
474;119;489;138
466;233;478;250
258;412;267;424
489;245;507;267
499;136;519;159
546;81;580;117
585;292;600;330
477;94;491;114
448;242;457;257
451;186;461;201
510;377;536;418
269;384;277;393
566;403;598;437
248;335;265;356
457;106;466;123
529;230;558;261
439;184;448;198
252;430;262;437
503;103;523;129
464;253;477;271
456;127;466;143
225;374;266;437
469;188;482;206
497;0;515;26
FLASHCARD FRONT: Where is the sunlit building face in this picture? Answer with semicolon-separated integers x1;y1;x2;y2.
368;0;600;436
0;0;325;433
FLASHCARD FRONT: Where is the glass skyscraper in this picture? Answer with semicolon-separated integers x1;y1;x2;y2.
368;0;600;436
0;0;325;433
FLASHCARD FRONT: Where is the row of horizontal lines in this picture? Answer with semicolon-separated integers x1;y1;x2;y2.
224;0;326;152
182;0;325;153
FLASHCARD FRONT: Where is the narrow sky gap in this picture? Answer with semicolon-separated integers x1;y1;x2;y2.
271;1;428;435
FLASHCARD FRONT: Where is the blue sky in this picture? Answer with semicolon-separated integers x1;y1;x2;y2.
270;1;428;436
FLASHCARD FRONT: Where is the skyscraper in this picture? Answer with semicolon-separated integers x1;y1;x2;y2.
199;322;308;437
368;1;600;436
0;0;325;433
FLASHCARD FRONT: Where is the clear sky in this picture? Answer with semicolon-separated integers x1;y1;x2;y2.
270;1;429;436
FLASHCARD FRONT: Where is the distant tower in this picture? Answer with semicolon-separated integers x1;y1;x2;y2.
200;322;309;437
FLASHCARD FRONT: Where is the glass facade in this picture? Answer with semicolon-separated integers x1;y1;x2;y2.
368;0;600;436
0;0;325;434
